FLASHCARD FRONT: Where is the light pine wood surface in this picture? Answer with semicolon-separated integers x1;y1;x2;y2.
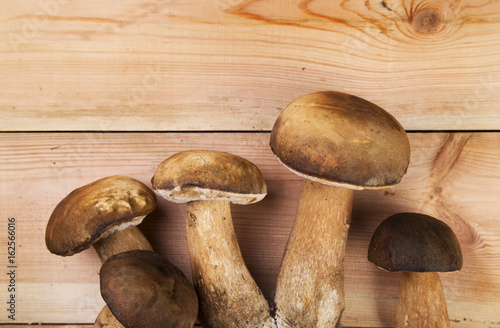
1;0;500;327
0;132;499;327
1;0;500;131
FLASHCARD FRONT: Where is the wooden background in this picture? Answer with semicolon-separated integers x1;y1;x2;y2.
0;0;499;327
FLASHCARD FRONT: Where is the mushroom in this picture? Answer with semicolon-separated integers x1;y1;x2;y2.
45;175;157;261
45;175;157;327
270;91;410;327
99;249;198;328
152;150;275;328
368;212;463;328
94;306;125;328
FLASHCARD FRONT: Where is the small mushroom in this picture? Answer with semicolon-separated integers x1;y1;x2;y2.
45;175;156;261
152;150;275;328
368;212;463;328
270;91;410;327
45;175;157;327
99;250;198;328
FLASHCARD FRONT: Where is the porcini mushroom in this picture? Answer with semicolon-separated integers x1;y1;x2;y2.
45;175;157;327
45;175;157;261
368;212;463;328
99;250;198;328
270;91;410;327
152;150;275;328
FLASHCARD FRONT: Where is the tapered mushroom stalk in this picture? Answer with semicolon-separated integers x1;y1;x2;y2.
368;212;463;328
274;180;353;327
397;272;449;327
94;306;124;328
152;150;276;328
45;176;158;327
270;91;410;327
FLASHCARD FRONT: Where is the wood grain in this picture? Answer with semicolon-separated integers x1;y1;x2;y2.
1;0;500;131
0;132;499;327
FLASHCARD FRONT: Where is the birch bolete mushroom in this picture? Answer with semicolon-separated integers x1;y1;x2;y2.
152;150;275;328
368;212;463;328
270;91;410;327
99;250;198;328
45;175;157;327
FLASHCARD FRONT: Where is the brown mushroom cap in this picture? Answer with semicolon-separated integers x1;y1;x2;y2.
368;212;463;272
269;91;410;189
151;150;267;204
100;250;198;328
45;175;157;256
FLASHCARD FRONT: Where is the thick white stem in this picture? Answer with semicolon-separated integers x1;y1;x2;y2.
396;272;450;328
275;180;353;328
186;200;275;328
92;225;153;263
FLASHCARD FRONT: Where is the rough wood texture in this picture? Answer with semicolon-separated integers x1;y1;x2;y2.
1;0;500;131
0;132;499;327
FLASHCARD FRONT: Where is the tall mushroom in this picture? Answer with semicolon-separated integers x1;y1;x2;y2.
152;150;276;328
368;212;463;328
99;250;198;328
270;91;410;327
45;175;157;327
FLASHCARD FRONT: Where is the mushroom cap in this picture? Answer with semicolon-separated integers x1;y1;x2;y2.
151;150;267;204
368;212;463;272
45;175;157;256
100;250;198;328
269;91;410;190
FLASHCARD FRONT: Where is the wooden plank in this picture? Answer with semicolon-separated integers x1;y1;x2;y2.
0;326;397;328
1;1;500;132
0;326;93;328
0;132;499;327
0;326;370;328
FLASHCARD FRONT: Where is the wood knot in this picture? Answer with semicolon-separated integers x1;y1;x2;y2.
433;186;443;195
411;7;443;34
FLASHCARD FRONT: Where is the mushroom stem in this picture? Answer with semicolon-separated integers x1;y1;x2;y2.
396;272;450;328
275;180;353;328
92;225;154;263
94;306;125;328
186;200;275;328
92;225;154;328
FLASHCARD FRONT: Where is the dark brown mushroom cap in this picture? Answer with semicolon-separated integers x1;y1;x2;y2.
152;150;267;204
368;212;463;272
270;91;410;189
100;250;198;328
45;175;157;256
